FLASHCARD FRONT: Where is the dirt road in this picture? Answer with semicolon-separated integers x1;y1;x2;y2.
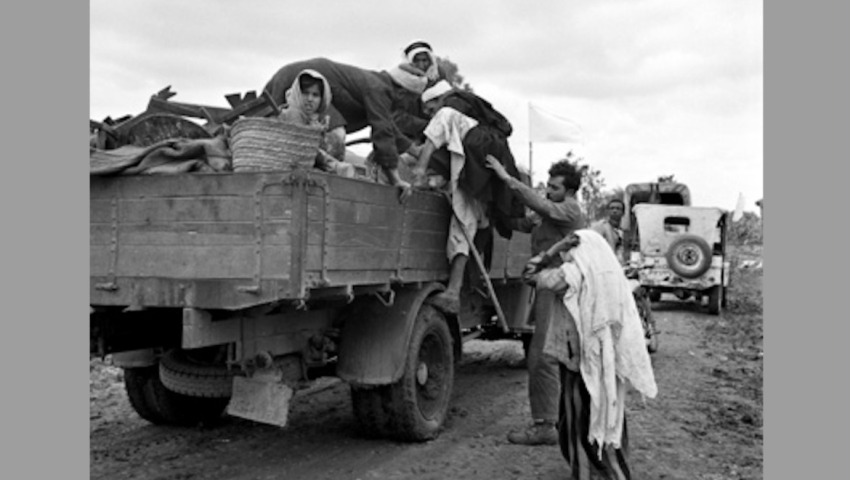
91;248;763;479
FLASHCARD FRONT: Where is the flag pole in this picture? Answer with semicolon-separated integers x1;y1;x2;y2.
528;102;533;184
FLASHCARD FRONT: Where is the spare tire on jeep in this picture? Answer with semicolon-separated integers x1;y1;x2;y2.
665;234;712;279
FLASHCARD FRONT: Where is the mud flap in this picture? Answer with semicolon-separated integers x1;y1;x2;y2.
226;375;294;427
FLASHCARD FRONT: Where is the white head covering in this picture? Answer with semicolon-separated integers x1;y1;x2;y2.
280;69;332;128
421;80;453;103
403;41;439;81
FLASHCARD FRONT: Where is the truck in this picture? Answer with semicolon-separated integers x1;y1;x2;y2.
90;165;535;442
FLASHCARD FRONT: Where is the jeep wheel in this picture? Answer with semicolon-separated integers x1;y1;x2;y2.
124;365;229;426
665;234;712;279
708;285;722;315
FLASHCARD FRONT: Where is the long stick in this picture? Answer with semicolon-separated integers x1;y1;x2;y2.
442;192;510;334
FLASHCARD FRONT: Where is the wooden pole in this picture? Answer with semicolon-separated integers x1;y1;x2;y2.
528;102;533;185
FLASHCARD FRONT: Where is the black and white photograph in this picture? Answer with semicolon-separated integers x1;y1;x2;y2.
88;1;764;478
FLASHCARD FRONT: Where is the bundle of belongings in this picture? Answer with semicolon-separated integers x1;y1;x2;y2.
90;69;360;178
89;135;232;176
533;229;657;478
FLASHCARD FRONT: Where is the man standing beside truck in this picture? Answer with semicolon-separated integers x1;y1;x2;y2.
591;198;626;263
485;155;585;446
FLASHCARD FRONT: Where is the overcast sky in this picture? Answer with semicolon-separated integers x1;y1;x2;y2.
90;0;763;212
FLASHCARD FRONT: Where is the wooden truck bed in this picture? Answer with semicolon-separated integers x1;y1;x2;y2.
91;169;531;310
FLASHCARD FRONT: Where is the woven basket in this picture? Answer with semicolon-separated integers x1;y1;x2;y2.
230;117;323;172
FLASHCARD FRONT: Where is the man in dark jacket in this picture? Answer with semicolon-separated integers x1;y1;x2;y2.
263;57;427;188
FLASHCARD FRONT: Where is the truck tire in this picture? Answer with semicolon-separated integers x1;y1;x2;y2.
389;304;454;441
708;285;722;315
350;304;454;442
350;384;393;438
159;349;240;398
124;365;229;426
665;234;712;279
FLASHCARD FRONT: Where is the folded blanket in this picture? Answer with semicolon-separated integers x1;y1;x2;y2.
90;135;231;176
540;229;657;453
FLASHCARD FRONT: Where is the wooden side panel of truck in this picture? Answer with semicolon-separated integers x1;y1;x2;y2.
91;169;531;311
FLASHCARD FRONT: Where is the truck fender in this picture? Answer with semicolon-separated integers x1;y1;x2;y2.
110;348;158;368
336;282;454;386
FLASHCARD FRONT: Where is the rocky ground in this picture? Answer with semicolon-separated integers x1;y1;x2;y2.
90;245;763;480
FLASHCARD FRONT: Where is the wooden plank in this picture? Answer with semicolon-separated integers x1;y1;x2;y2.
91;171;294;199
326;201;404;227
90;277;294;310
401;230;447;250
306;223;402;249
400;249;450;270
405;211;449;232
326;175;402;205
90;224;112;246
90;199;113;223
109;222;292;246
119;196;255;223
114;245;290;278
145;96;233;122
90;246;111;276
306;247;398;271
305;268;448;289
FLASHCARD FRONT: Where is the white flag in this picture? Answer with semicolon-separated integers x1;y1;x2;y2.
529;103;583;143
732;192;746;221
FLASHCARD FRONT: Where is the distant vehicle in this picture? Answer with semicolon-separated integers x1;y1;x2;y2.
622;182;729;315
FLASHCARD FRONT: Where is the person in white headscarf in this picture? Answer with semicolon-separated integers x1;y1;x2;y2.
386;41;441;96
411;80;525;314
277;69;353;177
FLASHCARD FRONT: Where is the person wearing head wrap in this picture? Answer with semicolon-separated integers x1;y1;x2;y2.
405;40;440;82
411;80;525;314
275;69;353;177
263;57;430;189
386;40;441;95
277;69;332;129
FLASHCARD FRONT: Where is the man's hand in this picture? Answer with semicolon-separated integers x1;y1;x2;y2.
397;179;414;202
399;152;418;168
406;142;424;158
522;254;547;285
484;154;510;181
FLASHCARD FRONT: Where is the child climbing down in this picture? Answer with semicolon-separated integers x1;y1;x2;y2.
277;69;353;177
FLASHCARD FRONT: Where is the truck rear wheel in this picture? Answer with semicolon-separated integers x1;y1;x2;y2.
124;365;229;426
350;304;454;442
